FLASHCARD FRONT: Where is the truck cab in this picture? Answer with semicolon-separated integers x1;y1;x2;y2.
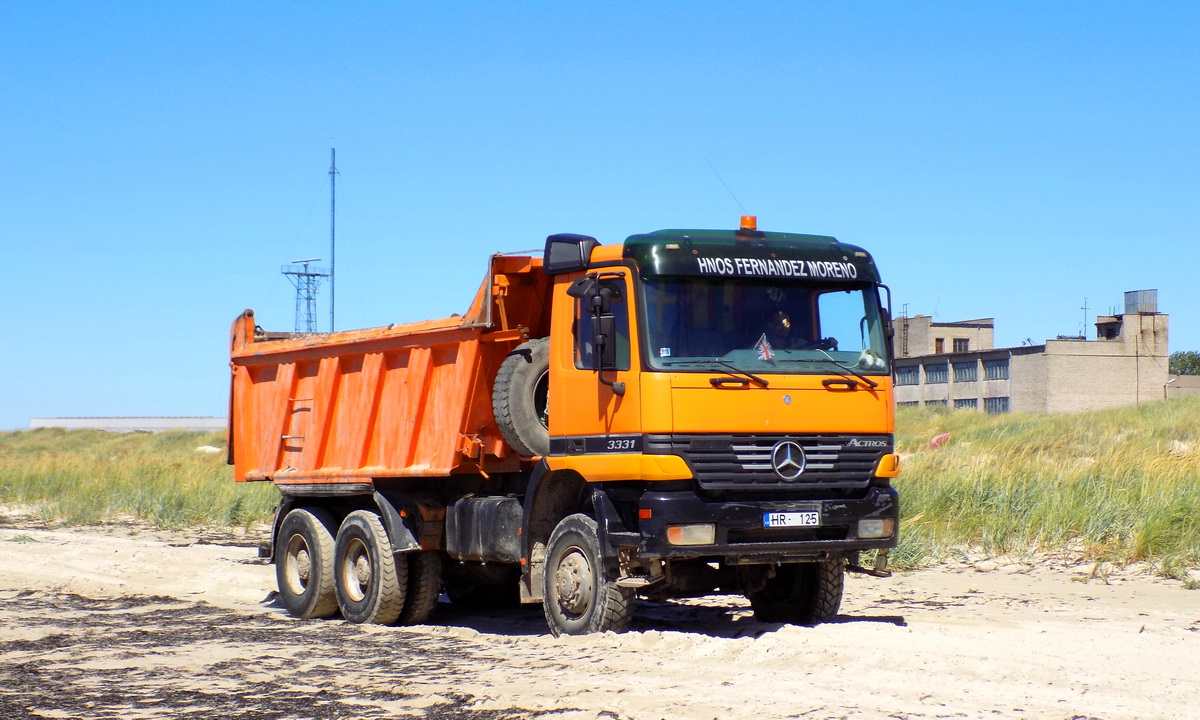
513;220;899;633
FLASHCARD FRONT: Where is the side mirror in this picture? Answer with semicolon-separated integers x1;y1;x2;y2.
567;274;599;300
595;314;618;370
880;307;896;363
544;234;599;275
569;272;627;397
593;313;624;395
590;285;614;315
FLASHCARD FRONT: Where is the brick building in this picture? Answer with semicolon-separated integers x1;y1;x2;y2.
892;290;1170;414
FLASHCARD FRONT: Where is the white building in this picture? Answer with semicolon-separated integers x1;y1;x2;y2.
893;290;1170;414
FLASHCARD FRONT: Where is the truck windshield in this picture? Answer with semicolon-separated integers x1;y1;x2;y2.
640;276;890;375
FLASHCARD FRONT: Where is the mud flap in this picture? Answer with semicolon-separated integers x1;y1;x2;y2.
264;497;298;563
372;491;423;554
591;489;640;564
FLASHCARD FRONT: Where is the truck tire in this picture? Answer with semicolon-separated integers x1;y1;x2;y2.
493;338;550;457
542;513;634;636
748;558;844;626
334;510;408;625
275;507;339;619
398;550;442;625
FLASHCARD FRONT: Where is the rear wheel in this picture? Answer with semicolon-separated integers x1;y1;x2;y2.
542;514;633;636
275;508;339;619
398;550;442;625
334;510;407;625
748;558;844;625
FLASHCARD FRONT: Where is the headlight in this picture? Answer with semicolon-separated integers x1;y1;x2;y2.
858;518;895;539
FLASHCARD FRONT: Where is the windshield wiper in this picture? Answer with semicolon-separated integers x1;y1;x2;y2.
662;358;769;388
781;351;879;389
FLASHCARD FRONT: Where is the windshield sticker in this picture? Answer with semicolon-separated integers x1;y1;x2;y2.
659;347;672;358
754;334;775;361
695;256;859;279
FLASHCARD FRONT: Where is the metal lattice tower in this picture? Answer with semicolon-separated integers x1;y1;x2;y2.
282;258;331;333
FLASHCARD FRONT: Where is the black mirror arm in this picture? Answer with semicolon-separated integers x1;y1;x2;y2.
592;332;625;396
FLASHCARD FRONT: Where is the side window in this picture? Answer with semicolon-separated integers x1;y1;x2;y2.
574;278;630;371
816;290;868;352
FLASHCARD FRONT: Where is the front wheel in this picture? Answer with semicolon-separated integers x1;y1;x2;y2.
542;513;634;636
747;558;844;625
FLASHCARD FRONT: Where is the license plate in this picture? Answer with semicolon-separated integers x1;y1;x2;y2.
763;510;820;528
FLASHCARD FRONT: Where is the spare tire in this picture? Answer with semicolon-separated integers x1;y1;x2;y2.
493;338;550;457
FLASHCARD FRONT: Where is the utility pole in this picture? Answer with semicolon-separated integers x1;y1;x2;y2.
329;147;338;332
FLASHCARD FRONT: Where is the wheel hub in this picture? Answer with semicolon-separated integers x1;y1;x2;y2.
554;548;593;616
342;538;371;602
285;536;313;593
354;555;371;586
535;370;549;430
295;548;312;582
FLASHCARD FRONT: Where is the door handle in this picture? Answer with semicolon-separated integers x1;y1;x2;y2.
822;378;858;390
710;377;751;388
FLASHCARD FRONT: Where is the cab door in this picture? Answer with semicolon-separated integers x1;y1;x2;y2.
548;269;642;453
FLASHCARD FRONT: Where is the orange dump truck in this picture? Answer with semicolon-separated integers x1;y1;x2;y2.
229;218;900;635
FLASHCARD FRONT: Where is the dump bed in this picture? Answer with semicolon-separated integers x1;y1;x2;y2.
228;254;549;488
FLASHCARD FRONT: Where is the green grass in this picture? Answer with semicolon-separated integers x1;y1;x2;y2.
3;400;1199;575
892;397;1200;573
0;428;277;529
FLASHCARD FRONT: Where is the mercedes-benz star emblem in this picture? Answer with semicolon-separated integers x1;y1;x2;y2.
771;441;807;481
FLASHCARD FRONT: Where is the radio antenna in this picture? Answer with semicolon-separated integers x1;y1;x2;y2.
328;147;338;332
704;157;748;215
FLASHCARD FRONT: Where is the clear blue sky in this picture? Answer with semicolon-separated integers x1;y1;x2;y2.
3;2;1198;430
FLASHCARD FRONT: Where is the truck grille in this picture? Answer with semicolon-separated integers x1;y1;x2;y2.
644;433;891;491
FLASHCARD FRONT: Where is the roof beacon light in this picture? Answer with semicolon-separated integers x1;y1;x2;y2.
740;215;758;231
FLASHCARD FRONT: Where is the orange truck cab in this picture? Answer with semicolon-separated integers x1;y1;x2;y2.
229;218;899;636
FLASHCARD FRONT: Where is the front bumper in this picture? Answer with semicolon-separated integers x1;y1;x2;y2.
637;485;898;562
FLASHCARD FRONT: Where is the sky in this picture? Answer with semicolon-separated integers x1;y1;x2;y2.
3;2;1198;430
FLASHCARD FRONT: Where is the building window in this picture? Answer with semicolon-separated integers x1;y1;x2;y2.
984;397;1010;414
954;361;978;382
984;359;1010;380
935;338;945;354
897;401;920;408
953;338;970;352
925;363;949;384
895;366;919;386
954;398;978;410
925;399;947;407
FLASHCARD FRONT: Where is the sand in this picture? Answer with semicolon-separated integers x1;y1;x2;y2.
0;518;1197;720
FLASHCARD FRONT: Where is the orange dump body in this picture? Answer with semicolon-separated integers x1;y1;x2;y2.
228;254;550;487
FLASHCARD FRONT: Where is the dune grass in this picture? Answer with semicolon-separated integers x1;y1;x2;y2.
0;428;277;529
2;400;1198;575
892;397;1200;575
